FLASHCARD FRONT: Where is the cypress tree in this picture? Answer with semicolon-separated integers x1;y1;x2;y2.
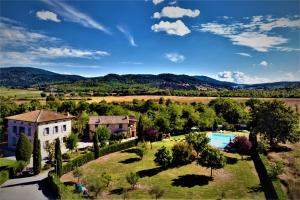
137;115;145;141
54;138;62;177
15;133;32;163
33;130;41;175
93;132;100;159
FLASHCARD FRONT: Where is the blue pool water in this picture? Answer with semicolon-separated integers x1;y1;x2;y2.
208;133;236;149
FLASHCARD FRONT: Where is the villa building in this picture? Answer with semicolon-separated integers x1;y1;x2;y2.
88;115;137;140
5;110;74;159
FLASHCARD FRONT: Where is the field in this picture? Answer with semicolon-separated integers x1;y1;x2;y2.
267;142;300;199
61;139;264;199
0;87;42;99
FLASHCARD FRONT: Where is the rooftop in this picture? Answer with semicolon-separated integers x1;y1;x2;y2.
5;109;74;123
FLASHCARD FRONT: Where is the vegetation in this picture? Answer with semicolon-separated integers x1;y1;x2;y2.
44;141;55;162
197;146;226;177
126;172;140;189
72;167;82;183
149;186;165;199
65;133;79;152
96;126;111;147
15;133;32;163
33;131;41;175
172;142;194;166
185;132;210;156
93;132;100;159
154;146;172;168
55;138;63;177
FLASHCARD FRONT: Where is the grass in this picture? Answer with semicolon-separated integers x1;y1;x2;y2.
0;158;17;167
0;87;42;98
267;142;300;199
61;140;264;199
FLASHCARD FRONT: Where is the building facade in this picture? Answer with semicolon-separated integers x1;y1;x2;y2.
6;110;74;159
88;116;136;140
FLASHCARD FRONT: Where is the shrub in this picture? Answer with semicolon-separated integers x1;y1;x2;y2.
62;153;71;160
149;186;165;199
154;146;172;168
126;172;139;189
229;136;252;158
65;133;79;152
43;163;52;170
15;133;32;162
135;142;148;160
268;161;284;180
172;142;194;166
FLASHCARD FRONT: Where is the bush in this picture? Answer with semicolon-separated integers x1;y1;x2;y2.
126;172;139;189
43;163;52;170
62;153;71;160
227;136;252;158
268;161;284;180
15;133;32;162
149;186;165;199
154;146;172;168
172;142;194;166
48;171;62;198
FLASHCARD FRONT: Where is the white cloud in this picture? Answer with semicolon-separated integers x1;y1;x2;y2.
151;20;191;36
196;15;300;52
165;52;185;63
116;25;137;47
259;60;268;67
36;10;61;22
235;52;252;57
217;71;270;84
153;6;200;19
153;0;164;5
42;0;109;34
275;47;300;52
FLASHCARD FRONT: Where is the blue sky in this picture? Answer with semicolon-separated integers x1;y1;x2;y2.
0;0;299;83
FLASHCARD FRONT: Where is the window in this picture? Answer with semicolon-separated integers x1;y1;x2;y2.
54;126;59;134
44;127;50;135
119;124;123;129
27;127;31;136
13;126;17;134
19;127;25;134
62;125;67;132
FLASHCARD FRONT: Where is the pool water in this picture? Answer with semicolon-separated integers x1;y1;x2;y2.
208;133;236;149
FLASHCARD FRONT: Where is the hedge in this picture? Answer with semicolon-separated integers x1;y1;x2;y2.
0;170;9;185
0;160;19;185
62;139;137;174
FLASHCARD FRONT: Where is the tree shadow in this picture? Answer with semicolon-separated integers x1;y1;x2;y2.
121;148;139;154
225;156;238;165
119;157;141;164
248;184;263;193
171;174;213;188
137;167;166;178
109;187;125;195
270;145;292;153
63;181;75;186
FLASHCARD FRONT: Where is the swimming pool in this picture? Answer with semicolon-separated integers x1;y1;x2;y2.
208;133;236;149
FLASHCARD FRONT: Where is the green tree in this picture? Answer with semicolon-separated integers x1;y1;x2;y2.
76;111;89;136
44;141;55;162
197;146;226;177
149;186;165;200
137;115;145;141
29;99;41;110
96;126;111;147
32;131;41;175
250;100;300;147
172;142;194;166
86;177;106;197
54;138;62;177
135;142;148;160
126;172;139;189
100;172;112;187
15;133;32;163
73;166;82;183
198;107;216;130
65;133;79;152
154;146;172;168
185;132;210;157
93;132;100;159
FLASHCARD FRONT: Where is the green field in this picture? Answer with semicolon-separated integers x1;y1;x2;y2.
0;87;42;98
61;139;264;199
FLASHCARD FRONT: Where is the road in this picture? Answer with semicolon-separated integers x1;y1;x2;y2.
0;171;55;200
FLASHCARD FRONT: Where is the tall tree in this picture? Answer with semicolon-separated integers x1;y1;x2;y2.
185;132;210;157
96;126;111;147
249;100;299;147
76;111;89;136
93;132;100;159
197;146;226;177
54;138;62;177
15;133;32;163
33;130;41;175
137;115;145;141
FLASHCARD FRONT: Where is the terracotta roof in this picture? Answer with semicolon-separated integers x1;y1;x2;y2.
89;116;135;125
5;110;74;123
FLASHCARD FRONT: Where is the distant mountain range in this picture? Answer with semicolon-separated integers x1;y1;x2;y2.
0;67;299;90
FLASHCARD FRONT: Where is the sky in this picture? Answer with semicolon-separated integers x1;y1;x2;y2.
0;0;300;84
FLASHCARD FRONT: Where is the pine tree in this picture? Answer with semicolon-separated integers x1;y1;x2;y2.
93;132;100;159
33;131;41;175
15;133;32;163
54;138;62;177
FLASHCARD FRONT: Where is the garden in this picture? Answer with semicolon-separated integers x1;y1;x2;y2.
60;135;264;199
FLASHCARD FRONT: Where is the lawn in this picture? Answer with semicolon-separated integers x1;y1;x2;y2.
0;158;17;168
61;140;264;199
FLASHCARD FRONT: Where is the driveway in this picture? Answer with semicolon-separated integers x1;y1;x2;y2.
0;171;55;200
